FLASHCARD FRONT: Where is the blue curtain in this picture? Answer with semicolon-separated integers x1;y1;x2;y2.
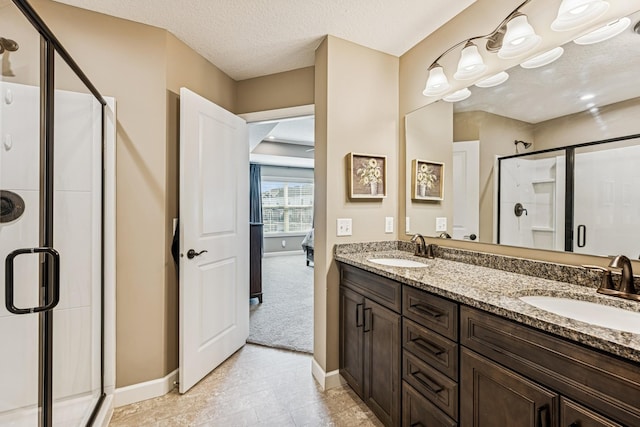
249;163;262;223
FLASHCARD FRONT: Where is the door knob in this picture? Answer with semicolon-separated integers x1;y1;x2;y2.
187;249;208;259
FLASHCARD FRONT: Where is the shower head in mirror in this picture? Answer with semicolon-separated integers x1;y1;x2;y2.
0;37;19;54
514;140;532;153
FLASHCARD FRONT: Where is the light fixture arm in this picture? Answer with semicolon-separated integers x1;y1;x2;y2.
427;0;532;69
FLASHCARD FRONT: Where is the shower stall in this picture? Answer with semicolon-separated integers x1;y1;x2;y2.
497;134;640;258
1;1;115;426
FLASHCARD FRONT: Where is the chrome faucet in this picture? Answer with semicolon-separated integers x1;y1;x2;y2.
608;255;637;296
411;233;426;256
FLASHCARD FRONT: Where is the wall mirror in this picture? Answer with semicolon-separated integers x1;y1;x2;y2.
405;8;640;259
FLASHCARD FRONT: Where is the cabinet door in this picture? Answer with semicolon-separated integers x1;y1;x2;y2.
560;397;623;427
340;286;365;397
364;298;401;426
461;348;558;427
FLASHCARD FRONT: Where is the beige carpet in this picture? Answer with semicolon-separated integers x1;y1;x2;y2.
248;253;313;353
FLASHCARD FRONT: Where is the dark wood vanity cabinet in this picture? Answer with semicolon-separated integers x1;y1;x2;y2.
339;265;401;426
402;286;460;426
460;306;638;427
338;263;639;427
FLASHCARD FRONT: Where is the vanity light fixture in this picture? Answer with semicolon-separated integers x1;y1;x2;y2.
520;46;564;69
453;41;487;80
423;63;450;96
443;88;471;103
497;13;542;59
475;71;510;88
551;0;610;32
573;17;631;45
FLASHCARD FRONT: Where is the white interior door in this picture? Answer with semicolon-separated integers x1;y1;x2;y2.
179;88;249;393
452;140;479;240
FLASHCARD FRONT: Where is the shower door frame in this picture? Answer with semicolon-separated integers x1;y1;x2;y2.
496;132;640;252
8;1;108;426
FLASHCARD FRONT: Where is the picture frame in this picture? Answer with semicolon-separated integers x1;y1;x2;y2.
411;159;444;201
348;153;387;199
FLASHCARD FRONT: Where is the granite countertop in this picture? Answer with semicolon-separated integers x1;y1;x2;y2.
334;246;640;363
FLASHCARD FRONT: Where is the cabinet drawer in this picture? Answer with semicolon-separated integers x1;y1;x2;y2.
403;286;458;340
341;264;401;312
461;306;640;426
561;397;623;427
403;350;458;421
403;318;458;380
402;381;457;427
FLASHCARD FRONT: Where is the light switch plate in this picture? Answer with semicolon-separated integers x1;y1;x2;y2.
337;218;352;236
436;217;447;232
385;217;394;233
405;217;411;233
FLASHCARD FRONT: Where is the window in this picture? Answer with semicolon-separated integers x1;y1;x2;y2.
261;179;313;234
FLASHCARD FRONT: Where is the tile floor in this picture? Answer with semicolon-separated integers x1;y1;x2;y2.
109;344;383;426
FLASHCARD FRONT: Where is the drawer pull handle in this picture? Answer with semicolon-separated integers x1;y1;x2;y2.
363;308;372;333
413;371;443;394
537;405;550;427
413;337;445;356
356;303;363;327
410;423;424;427
568;423;579;427
412;303;443;318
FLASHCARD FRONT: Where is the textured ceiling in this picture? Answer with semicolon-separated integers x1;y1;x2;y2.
455;10;640;124
52;0;476;80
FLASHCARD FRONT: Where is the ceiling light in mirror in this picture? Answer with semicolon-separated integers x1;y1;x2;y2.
423;64;450;96
520;47;565;69
475;71;509;88
551;0;610;31
498;14;542;59
574;17;631;44
443;88;472;102
454;41;487;80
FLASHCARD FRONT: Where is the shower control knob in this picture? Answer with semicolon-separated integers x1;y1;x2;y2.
3;134;12;151
187;249;208;259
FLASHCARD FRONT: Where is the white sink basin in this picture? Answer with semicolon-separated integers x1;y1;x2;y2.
519;296;640;334
368;258;429;268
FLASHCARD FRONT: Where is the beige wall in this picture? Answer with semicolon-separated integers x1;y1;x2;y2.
314;36;399;374
534;97;640;150
405;101;453;236
236;66;314;114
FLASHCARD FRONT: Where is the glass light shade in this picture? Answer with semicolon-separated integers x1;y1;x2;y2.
574;17;631;45
454;43;487;80
475;71;509;88
551;0;610;32
443;88;471;103
520;47;565;69
498;14;542;59
423;65;450;97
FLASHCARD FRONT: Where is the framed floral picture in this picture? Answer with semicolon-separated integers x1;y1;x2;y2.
411;159;444;201
348;153;387;199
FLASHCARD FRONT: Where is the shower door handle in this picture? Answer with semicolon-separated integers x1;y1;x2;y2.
577;225;586;248
5;247;60;314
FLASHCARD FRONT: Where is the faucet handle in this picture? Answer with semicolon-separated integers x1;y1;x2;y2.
582;265;615;291
425;244;437;259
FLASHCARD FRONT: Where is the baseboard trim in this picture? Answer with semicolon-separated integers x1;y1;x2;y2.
114;369;178;407
263;250;304;258
311;358;344;391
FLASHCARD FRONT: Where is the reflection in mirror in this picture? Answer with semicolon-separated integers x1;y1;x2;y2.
405;9;640;259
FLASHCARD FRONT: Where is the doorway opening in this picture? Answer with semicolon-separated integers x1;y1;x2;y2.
244;108;315;354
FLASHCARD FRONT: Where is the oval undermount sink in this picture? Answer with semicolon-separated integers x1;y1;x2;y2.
519;296;640;334
368;258;429;268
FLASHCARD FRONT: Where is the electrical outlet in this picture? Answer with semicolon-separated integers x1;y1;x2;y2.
436;217;447;232
405;217;411;233
385;217;394;233
337;218;352;236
